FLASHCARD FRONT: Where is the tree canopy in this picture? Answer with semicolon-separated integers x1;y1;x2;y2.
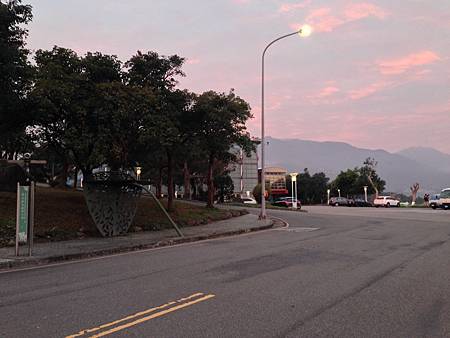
0;0;34;159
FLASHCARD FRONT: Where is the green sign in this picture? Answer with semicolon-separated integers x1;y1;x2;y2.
18;185;29;243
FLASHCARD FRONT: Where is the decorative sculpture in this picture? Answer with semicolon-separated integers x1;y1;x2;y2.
84;171;142;237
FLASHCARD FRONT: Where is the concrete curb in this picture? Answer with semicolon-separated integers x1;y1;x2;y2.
0;218;280;271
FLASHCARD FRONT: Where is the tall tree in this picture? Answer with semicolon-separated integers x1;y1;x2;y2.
359;157;385;198
288;169;329;204
0;0;34;159
193;90;255;208
330;169;360;197
31;47;154;178
126;51;189;212
410;182;420;205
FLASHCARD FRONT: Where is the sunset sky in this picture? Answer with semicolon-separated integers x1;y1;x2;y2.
26;0;450;153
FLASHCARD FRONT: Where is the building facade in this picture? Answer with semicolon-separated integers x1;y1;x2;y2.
263;166;289;198
228;146;258;197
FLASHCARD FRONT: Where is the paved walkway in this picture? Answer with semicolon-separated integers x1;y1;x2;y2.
0;214;274;269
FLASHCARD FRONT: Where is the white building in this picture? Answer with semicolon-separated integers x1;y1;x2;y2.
228;146;258;197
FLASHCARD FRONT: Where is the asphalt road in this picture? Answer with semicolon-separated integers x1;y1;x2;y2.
1;206;450;337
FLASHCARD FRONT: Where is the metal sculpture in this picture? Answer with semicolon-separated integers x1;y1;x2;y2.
84;171;142;237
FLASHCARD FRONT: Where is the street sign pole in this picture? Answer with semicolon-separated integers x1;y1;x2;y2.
15;183;30;256
28;181;35;256
15;182;20;256
15;182;35;256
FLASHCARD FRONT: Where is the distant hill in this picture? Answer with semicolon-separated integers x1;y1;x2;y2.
396;147;450;174
263;137;450;194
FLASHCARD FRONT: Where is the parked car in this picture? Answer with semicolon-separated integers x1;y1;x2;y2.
373;196;401;208
353;198;373;207
272;197;301;209
240;197;257;205
438;188;450;210
329;197;350;206
429;194;441;209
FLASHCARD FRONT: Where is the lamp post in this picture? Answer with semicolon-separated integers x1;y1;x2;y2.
338;189;341;198
260;24;312;220
290;173;298;209
135;166;142;181
364;186;368;202
327;189;330;205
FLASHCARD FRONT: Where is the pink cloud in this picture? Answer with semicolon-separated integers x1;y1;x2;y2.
279;1;311;13
299;3;388;33
309;85;340;99
344;3;388;20
187;58;201;65
304;8;344;32
348;81;389;100
377;51;441;75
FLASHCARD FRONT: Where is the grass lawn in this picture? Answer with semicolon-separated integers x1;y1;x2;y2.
0;188;247;247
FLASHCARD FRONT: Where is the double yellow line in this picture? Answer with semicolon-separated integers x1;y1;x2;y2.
66;292;215;338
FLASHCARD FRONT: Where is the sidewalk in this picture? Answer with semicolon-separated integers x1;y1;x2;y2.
0;214;276;270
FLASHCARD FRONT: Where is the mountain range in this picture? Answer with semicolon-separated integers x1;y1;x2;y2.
263;137;450;194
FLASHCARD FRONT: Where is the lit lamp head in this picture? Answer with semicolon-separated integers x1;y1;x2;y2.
298;24;312;38
289;172;298;182
135;166;142;177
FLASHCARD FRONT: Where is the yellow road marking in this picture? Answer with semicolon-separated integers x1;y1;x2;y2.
66;292;206;338
89;294;215;338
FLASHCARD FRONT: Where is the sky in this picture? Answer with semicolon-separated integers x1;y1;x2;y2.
25;0;450;154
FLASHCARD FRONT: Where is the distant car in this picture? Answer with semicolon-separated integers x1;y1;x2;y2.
329;197;350;206
438;188;450;210
240;197;257;205
353;198;372;207
272;197;301;209
429;194;441;209
373;196;401;208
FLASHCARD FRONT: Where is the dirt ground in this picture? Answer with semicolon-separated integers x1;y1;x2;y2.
0;188;246;246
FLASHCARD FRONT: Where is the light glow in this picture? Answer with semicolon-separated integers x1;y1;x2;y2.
299;24;312;37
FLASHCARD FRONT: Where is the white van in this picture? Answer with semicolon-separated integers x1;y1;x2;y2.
438;188;450;210
373;196;401;208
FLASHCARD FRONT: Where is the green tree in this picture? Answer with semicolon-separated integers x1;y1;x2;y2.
31;47;155;179
126;51;190;211
330;158;385;199
358;158;385;197
287;169;329;204
0;0;34;159
214;172;234;203
253;183;271;204
193;90;255;208
330;168;360;197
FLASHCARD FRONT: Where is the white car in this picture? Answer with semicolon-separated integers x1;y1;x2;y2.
241;197;257;205
429;194;441;209
373;196;401;208
439;188;450;210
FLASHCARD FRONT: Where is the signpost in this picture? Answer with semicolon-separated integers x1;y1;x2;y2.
9;156;43;256
15;182;35;256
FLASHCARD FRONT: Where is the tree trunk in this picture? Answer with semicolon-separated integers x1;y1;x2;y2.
183;161;191;200
156;166;163;199
72;166;77;190
367;175;379;199
206;155;215;208
167;150;174;212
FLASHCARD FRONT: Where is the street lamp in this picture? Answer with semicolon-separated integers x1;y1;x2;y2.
290;173;298;209
327;189;330;205
135;166;142;181
260;24;312;220
338;189;341;198
364;186;368;202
